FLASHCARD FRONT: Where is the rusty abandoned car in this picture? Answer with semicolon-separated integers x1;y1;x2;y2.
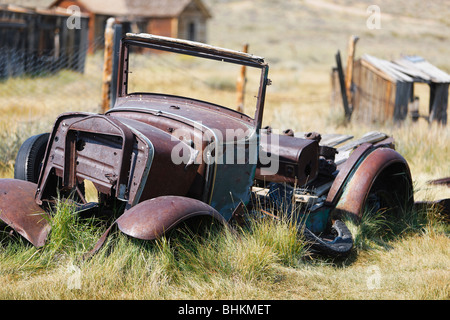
0;33;426;257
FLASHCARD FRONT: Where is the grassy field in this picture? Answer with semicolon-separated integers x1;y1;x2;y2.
0;198;448;300
0;0;449;300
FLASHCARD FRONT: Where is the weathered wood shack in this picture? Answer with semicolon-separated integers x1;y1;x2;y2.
351;54;449;125
50;0;212;52
393;56;450;125
0;3;89;78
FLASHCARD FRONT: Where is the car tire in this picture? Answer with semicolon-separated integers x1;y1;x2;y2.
14;133;50;183
364;166;414;220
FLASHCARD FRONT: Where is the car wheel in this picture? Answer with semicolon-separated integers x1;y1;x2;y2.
364;167;414;220
14;133;50;183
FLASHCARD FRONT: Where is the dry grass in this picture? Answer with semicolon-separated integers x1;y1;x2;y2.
275;233;449;299
0;0;449;300
0;203;447;300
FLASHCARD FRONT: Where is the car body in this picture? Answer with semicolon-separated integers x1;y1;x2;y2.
0;33;417;256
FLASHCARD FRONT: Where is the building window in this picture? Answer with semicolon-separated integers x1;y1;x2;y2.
188;22;196;41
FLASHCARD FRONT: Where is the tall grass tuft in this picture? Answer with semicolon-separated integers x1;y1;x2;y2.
345;199;449;254
244;214;307;267
44;197;105;259
76;210;308;298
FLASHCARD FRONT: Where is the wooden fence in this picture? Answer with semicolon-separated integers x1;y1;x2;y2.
0;5;89;79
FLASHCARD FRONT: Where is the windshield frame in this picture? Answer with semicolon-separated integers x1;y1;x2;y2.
115;33;269;129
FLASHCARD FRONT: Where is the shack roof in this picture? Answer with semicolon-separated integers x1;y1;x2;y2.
127;0;211;18
361;54;413;83
48;0;211;18
360;54;450;84
0;2;88;17
0;0;55;9
393;56;450;83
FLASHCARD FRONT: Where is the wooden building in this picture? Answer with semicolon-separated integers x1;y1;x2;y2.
393;56;450;125
351;54;413;123
50;0;212;51
0;3;89;78
349;54;450;125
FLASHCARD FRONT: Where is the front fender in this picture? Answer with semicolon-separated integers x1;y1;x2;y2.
116;196;226;240
330;147;413;220
88;196;226;256
0;179;51;247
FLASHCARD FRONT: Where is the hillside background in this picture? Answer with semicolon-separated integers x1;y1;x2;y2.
204;0;450;70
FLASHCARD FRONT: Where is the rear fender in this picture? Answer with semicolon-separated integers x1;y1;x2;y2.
88;196;226;256
331;147;413;221
326;143;374;206
0;179;51;247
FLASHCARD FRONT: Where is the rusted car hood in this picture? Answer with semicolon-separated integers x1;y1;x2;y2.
110;94;256;141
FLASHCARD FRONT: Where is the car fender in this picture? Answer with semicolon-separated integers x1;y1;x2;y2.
0;179;51;247
87;196;227;256
327;147;412;220
116;196;226;240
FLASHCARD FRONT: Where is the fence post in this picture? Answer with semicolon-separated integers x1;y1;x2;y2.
345;35;359;108
101;17;115;113
336;50;352;122
236;43;249;113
